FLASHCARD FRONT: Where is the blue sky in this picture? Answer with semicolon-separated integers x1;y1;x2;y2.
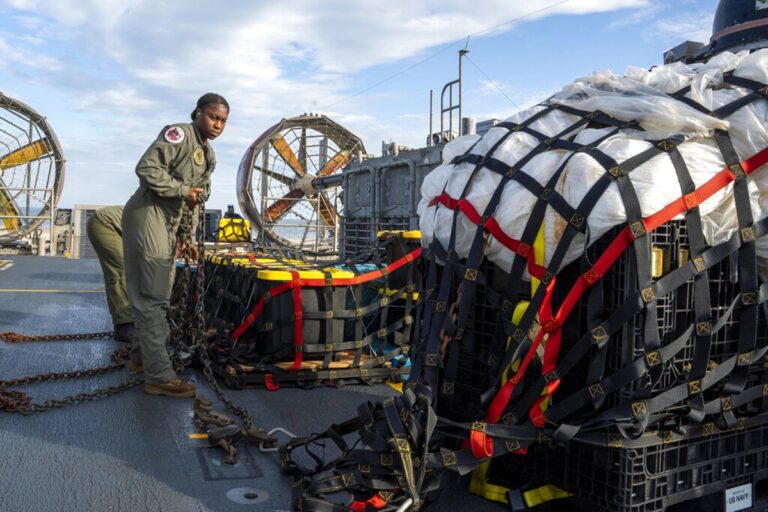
0;0;718;210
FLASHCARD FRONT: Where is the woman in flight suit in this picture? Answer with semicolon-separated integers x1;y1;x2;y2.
122;93;229;398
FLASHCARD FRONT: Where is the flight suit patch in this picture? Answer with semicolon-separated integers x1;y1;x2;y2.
194;147;205;166
164;127;185;144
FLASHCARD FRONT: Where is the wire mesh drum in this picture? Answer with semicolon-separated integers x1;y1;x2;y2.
236;114;364;256
0;93;64;243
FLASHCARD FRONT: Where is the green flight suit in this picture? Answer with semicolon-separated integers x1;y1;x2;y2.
122;123;215;384
86;205;132;325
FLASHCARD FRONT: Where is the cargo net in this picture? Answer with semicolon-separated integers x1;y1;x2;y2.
192;233;420;389
280;50;768;510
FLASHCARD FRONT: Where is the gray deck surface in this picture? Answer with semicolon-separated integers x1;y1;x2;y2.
0;256;501;512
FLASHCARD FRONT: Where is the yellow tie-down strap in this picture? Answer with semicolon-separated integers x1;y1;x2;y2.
469;224;569;506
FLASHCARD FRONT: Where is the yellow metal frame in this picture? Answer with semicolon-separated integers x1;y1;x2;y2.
0;139;52;233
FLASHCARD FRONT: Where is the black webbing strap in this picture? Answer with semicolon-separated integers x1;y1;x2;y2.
666;142;714;423
399;261;417;355
408;246;438;388
581;342;768;437
321;271;336;370
382;397;419;507
714;130;758;396
584;260;607;409
351;271;365;368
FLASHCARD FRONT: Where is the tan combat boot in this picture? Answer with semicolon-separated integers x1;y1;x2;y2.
144;379;196;398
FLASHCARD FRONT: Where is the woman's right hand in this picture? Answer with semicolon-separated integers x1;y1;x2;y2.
184;187;204;207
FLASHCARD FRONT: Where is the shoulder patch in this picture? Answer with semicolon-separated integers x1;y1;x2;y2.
164;126;185;144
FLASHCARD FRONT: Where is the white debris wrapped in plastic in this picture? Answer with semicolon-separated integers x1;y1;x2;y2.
419;49;768;278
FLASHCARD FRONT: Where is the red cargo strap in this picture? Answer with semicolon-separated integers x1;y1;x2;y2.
264;373;279;391
229;248;422;339
485;280;556;424
350;493;388;511
470;423;494;459
230;281;292;341
299;247;422;287
428;193;547;280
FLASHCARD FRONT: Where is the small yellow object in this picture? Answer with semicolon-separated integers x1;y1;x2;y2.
218;217;251;242
376;230;421;241
188;433;209;439
193;147;205;166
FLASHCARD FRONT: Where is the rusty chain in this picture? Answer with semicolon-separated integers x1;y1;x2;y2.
0;331;114;342
2;197;271;445
173;201;275;446
0;345;141;414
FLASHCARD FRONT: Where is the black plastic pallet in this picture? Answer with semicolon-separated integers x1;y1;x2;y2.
543;416;768;512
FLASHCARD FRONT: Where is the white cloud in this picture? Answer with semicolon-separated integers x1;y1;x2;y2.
644;9;714;45
6;0;139;27
606;0;714;44
0;33;64;72
2;0;655;208
607;2;663;29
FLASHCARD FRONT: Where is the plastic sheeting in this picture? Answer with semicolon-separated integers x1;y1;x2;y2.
419;49;768;277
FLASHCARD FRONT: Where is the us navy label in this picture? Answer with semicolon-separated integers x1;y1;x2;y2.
725;483;752;512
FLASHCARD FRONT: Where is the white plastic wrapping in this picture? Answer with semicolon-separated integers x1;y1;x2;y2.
419;49;768;277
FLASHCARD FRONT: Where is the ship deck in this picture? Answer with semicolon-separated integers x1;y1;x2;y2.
0;255;497;512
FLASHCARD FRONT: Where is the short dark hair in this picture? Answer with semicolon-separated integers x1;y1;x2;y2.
191;93;229;120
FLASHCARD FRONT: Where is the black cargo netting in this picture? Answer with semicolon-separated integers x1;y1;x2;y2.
184;232;419;389
282;52;768;511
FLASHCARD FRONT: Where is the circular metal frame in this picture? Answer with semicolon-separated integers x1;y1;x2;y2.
236;114;364;256
0;93;65;243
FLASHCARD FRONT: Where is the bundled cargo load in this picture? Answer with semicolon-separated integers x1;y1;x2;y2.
186;232;420;389
283;46;768;512
420;50;768;275
417;48;768;427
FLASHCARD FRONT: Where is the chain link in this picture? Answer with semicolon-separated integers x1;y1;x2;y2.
3;199;266;437
0;345;140;414
1;331;114;342
171;200;267;437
